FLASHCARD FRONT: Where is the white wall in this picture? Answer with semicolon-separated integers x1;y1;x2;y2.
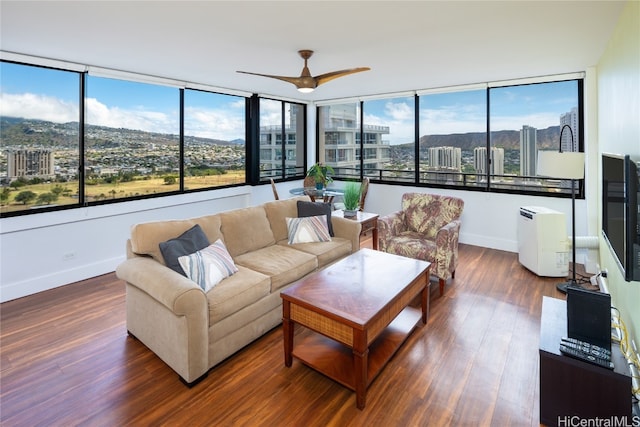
1;173;595;303
365;184;589;254
596;0;640;347
0;187;252;302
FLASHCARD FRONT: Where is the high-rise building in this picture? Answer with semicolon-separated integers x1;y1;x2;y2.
428;146;462;170
474;147;504;177
560;107;579;152
520;125;537;177
259;105;305;178
5;149;55;181
318;104;390;177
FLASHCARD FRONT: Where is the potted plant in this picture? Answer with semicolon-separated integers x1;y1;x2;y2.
342;181;361;218
306;163;334;189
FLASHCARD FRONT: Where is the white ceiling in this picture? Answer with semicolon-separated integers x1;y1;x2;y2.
0;1;627;102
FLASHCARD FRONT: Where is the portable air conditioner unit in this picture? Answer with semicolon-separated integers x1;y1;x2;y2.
518;206;569;277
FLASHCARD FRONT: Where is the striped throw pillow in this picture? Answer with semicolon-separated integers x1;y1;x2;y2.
286;215;331;244
178;239;238;292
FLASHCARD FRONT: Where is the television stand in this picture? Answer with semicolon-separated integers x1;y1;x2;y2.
539;297;632;426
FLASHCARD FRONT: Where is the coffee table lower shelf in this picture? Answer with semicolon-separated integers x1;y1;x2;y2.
291;306;421;392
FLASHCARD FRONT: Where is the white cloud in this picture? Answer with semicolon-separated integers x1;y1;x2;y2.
184;106;245;141
1;91;245;141
363;101;416;145
85;97;179;134
0;92;78;123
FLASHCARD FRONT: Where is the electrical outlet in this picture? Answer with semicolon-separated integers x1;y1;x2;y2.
63;252;76;261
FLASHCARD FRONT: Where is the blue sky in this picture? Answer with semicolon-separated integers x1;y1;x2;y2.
364;80;578;144
1;61;578;144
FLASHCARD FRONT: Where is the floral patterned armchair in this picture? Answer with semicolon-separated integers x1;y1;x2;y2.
377;193;464;296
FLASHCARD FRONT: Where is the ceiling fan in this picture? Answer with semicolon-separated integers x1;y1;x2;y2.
237;50;370;94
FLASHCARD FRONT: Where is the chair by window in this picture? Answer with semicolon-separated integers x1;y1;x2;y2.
377;193;464;296
358;177;370;211
303;176;315;189
270;178;279;200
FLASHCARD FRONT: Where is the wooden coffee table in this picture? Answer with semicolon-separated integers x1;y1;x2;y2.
281;248;431;409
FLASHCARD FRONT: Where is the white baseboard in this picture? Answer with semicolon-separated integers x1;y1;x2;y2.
0;256;124;303
460;233;517;253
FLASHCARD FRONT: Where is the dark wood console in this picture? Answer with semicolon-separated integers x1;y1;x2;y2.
539;296;632;426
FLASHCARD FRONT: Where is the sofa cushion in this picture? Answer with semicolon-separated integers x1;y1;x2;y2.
206;265;271;325
234;245;317;292
297;201;334;236
263;196;310;242
280;237;352;268
219;206;275;257
159;224;210;275
178;239;238;292
286;215;331;244
193;214;224;244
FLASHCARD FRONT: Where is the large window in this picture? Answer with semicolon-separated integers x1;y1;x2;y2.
364;96;414;182
1;62;81;214
319;77;583;197
183;89;246;189
317;102;361;179
259;98;306;180
84;76;180;200
419;89;486;187
0;60;258;217
489;80;581;195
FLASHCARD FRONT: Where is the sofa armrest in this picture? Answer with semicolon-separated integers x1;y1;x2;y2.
377;211;405;252
116;257;206;316
332;216;362;253
116;257;209;384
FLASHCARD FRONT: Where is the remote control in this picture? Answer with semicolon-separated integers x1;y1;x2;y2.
559;338;614;369
561;337;611;358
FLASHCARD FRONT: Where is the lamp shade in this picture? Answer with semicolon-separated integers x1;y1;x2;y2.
537;151;585;180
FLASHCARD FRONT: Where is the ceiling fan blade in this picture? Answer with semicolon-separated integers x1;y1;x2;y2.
237;51;370;92
236;70;303;86
314;67;371;86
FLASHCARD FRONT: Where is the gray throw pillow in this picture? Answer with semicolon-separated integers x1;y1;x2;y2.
297;201;334;237
159;224;210;276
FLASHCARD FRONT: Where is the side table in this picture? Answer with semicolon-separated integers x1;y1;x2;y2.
332;210;379;250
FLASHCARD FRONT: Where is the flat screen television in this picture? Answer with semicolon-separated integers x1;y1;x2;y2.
602;153;640;282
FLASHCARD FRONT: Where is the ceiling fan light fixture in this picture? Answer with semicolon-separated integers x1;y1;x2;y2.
237;50;370;93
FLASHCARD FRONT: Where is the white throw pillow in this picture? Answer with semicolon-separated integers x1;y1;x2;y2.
178;239;238;292
286;215;331;244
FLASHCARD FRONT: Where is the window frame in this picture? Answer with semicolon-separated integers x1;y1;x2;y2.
256;96;307;183
316;75;585;200
0;60;255;218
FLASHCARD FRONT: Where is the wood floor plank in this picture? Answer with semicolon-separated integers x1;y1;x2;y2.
0;243;571;426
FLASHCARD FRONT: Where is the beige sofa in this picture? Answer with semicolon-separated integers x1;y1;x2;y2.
116;196;361;385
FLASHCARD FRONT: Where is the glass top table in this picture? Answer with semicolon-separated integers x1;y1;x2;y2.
289;187;344;203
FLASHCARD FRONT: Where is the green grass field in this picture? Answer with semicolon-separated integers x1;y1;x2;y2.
1;171;246;214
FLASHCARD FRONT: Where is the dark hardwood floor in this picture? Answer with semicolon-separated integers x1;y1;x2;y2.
0;239;573;426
